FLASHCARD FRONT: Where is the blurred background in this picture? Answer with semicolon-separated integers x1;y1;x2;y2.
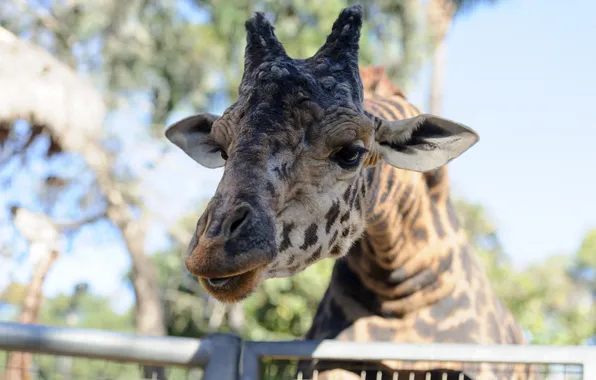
0;0;595;377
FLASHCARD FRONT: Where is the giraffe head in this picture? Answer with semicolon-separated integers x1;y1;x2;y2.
165;4;479;303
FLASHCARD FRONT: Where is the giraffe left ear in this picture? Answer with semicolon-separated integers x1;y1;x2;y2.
373;114;479;172
165;113;225;169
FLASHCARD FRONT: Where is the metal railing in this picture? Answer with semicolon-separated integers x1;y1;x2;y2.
244;340;595;380
0;322;241;380
1;322;595;379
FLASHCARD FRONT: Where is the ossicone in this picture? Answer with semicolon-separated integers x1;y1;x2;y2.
243;12;287;72
313;4;364;61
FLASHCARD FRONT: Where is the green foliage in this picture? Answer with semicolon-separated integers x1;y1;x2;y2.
0;0;431;134
0;0;432;351
198;0;429;95
0;0;218;136
455;198;596;345
573;229;596;281
36;292;134;332
449;0;501;16
504;255;592;345
151;249;214;338
242;259;333;340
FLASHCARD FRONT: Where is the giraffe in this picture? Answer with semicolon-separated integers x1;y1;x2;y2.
165;5;533;379
296;66;535;380
4;206;60;380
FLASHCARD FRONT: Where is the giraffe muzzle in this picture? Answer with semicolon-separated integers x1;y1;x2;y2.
185;200;277;302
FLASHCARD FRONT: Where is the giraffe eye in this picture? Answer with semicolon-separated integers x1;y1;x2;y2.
332;145;368;169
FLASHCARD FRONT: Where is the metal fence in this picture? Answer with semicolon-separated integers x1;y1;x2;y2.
1;322;595;380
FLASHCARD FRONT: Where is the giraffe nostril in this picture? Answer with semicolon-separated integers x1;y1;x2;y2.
224;204;253;238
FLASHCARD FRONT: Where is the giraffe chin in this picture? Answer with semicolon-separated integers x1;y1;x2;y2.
198;267;264;304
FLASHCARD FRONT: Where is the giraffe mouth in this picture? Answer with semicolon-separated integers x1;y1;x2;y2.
204;270;253;288
198;266;264;303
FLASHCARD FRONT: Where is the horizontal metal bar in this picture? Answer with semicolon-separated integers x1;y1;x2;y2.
3;321;595;379
246;340;596;366
0;322;212;368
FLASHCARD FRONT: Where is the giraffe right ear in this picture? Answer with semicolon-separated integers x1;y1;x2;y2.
373;114;479;172
165;113;225;169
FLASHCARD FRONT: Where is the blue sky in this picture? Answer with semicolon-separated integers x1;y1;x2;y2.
2;0;595;315
409;0;596;269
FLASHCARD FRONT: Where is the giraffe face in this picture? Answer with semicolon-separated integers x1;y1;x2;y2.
166;71;375;303
166;5;480;303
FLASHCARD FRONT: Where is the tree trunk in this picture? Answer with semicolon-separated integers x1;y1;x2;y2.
86;143;167;379
426;0;456;115
4;250;58;380
0;29;167;379
429;37;447;115
119;214;167;379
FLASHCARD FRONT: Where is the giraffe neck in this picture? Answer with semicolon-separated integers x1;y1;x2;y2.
331;161;470;317
325;80;476;317
302;68;527;350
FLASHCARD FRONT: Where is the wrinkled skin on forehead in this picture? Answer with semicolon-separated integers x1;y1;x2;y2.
165;4;479;303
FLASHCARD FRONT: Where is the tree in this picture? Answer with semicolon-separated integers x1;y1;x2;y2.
425;0;499;114
569;229;596;342
191;0;430;94
571;229;596;294
0;25;169;378
0;0;433;132
509;255;594;345
0;0;438;351
1;203;113;380
4;247;57;380
3;207;59;380
1;283;138;380
148;247;248;338
242;259;334;340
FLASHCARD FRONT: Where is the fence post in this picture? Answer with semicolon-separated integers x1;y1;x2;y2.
202;333;242;380
583;362;596;380
240;341;261;380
